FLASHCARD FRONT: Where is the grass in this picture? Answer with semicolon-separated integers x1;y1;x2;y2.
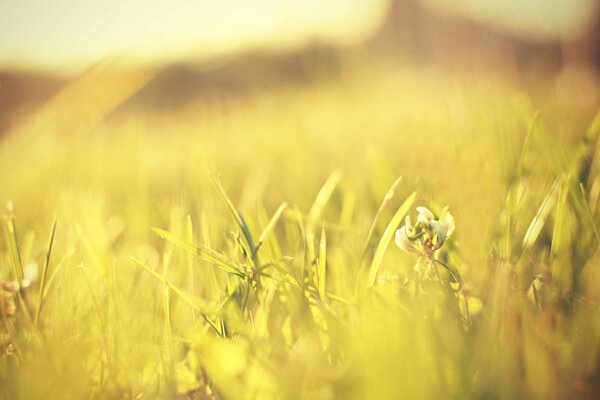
1;64;600;399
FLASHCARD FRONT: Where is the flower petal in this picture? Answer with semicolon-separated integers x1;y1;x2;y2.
445;212;455;237
416;206;435;223
405;215;413;231
395;227;421;254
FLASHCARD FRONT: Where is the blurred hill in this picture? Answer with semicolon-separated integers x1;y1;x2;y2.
112;45;343;115
0;70;66;133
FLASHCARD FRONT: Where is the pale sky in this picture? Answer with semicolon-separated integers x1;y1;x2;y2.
0;0;387;74
422;0;598;41
0;0;596;74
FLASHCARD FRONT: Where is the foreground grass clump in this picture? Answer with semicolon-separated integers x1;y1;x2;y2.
1;67;600;399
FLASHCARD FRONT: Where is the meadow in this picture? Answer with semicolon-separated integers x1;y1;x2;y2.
1;63;600;399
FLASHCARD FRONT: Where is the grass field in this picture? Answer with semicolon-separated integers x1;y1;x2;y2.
1;63;600;399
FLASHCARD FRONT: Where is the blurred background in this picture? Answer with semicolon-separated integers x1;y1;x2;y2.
1;0;599;136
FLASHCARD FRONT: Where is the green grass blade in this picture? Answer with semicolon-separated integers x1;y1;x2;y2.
572;109;600;186
131;257;221;334
578;183;600;243
318;227;327;300
186;214;195;287
307;172;341;234
551;175;569;256
255;202;288;253
4;214;24;281
362;176;402;261
516;111;540;176
211;177;256;254
522;179;559;250
152;226;246;278
367;191;416;287
163;251;173;362
3;212;32;324
34;218;57;328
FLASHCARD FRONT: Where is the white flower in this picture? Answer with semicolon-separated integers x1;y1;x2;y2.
395;206;455;256
395;225;419;254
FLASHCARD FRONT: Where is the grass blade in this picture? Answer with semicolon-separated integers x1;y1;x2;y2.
367;191;416;287
4;214;24;281
307;172;341;234
578;183;600;243
34;218;57;328
131;257;221;334
211;177;256;254
163;251;173;363
318;227;327;300
362;176;402;261
152;226;246;278
3;210;32;323
522;179;559;250
255;202;288;253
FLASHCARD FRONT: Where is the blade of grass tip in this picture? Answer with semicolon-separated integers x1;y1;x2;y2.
255;202;288;253
211;177;256;255
307;172;341;234
42;247;74;300
232;231;253;264
306;231;316;288
516;111;540;177
522;179;559;250
318;227;327;300
579;183;600;243
186;215;195;286
4;213;24;280
152;227;246;278
574;109;600;187
362;176;402;261
551;175;569;256
367;191;416;287
186;215;196;322
163;251;173;362
131;257;222;335
34;218;57;328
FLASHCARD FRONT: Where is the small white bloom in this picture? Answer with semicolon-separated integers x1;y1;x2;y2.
395;205;455;255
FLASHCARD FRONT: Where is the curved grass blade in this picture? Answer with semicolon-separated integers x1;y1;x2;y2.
522;179;559;250
131;257;221;334
152;227;246;278
307;172;341;234
433;258;463;290
255;202;288;253
362;176;402;261
211;177;256;254
578;182;600;243
367;191;416;287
